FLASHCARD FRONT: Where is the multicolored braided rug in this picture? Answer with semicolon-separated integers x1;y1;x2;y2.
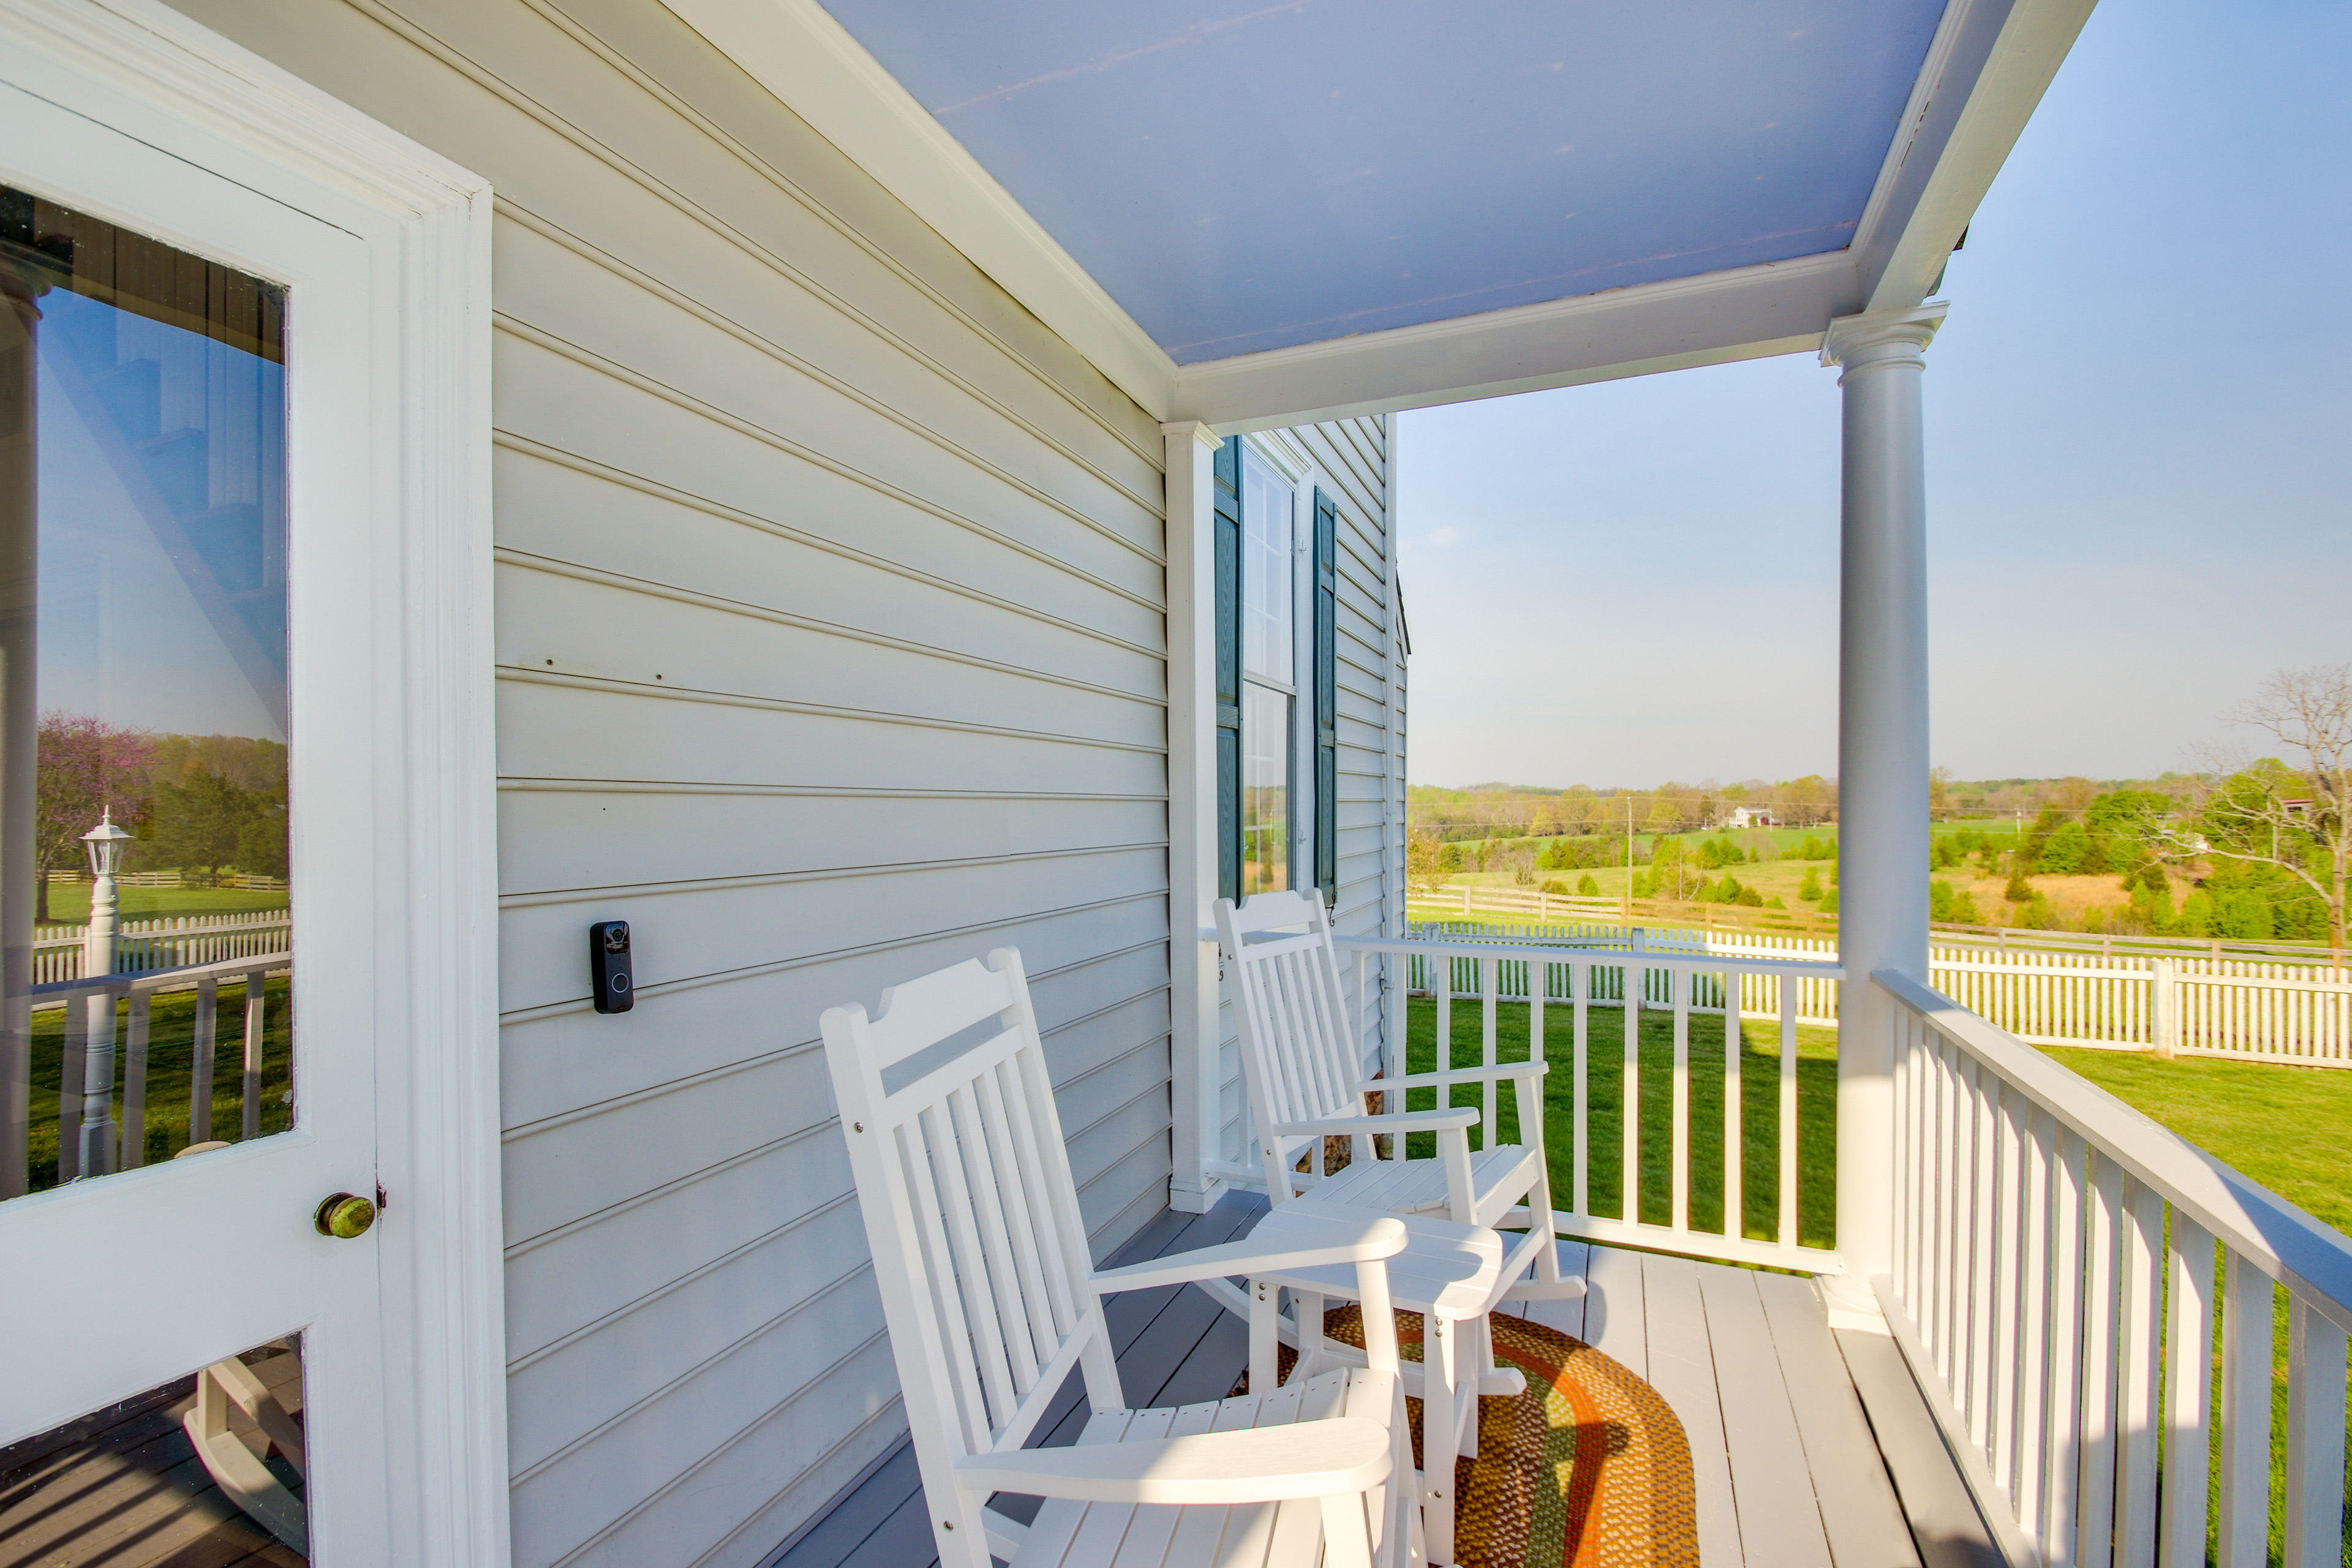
1243;1307;1698;1568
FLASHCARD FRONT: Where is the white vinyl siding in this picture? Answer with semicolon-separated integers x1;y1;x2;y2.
167;2;1173;1564
1211;417;1402;1172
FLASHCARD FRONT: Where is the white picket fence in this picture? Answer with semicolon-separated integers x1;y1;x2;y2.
31;910;291;986
1408;919;2352;1068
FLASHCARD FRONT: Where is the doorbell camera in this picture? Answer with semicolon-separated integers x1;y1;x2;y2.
590;921;634;1014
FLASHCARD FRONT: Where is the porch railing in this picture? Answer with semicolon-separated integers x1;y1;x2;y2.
37;954;292;1183
1333;933;1845;1275
1879;968;2352;1568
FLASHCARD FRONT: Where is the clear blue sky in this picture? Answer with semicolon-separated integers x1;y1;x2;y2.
1396;0;2351;791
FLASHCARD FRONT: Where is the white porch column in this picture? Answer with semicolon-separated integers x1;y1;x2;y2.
1163;420;1223;1213
1822;303;1944;1305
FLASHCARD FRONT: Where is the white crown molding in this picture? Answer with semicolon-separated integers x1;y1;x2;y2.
1169;249;1862;432
657;0;1182;418
1854;0;2098;313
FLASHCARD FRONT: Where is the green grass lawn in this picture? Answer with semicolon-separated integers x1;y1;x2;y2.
1397;996;1841;1248
2037;1046;2352;1237
34;886;289;924
22;975;293;1191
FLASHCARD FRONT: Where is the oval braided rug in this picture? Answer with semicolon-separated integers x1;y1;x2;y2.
1241;1308;1698;1568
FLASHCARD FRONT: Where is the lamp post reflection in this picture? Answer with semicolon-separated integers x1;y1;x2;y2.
75;808;130;1177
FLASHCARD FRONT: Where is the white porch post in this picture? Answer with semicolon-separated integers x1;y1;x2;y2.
1164;420;1223;1213
1822;303;1944;1305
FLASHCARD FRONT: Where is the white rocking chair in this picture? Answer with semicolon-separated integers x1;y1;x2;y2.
820;948;1422;1568
1214;892;1580;1303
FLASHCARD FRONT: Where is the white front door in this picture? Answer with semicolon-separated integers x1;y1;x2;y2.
0;6;505;1564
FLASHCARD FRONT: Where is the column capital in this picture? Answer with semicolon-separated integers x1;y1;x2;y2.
1820;301;1948;373
1160;420;1227;453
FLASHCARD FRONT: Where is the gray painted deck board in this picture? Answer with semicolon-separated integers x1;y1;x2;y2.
771;1211;1975;1568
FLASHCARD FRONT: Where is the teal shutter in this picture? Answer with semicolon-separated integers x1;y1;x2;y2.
1214;437;1242;902
1313;488;1338;905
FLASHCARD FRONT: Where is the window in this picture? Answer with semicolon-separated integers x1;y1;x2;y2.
1238;448;1294;895
1213;436;1337;908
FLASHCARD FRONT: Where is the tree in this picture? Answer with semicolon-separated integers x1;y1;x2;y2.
1406;829;1450;896
2193;665;2352;960
1577;873;1600;896
34;711;155;922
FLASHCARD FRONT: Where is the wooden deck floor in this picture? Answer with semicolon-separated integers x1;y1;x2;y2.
767;1193;1998;1568
0;1374;302;1568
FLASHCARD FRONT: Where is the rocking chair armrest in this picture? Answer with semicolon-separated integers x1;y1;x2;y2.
1090;1214;1407;1294
954;1417;1391;1504
1267;1107;1479;1138
1361;1061;1548;1093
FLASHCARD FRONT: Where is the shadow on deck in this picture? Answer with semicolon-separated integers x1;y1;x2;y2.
766;1193;2002;1568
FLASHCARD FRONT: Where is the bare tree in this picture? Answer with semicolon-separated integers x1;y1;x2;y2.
2195;665;2352;961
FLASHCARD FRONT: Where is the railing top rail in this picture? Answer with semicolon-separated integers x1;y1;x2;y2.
31;951;293;1000
1876;967;2352;1332
1336;932;1846;979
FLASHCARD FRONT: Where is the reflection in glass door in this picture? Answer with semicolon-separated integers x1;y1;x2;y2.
1;187;307;1561
1;187;295;1199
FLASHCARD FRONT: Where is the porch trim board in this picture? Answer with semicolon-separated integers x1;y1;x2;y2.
0;0;510;1561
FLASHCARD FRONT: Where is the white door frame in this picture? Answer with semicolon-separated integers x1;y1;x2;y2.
0;1;508;1561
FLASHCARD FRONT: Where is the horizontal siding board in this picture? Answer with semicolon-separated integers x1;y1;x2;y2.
497;894;1168;1128
492;443;1163;687
492;330;1164;624
494;679;1163;795
510;1276;895;1565
492;567;1161;752
488;303;1163;611
496;843;1165;1012
491;200;1161;544
507;1196;871;1476
503;1117;851;1364
494;786;1158;898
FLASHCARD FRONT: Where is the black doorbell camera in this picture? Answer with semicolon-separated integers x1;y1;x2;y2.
590;921;634;1014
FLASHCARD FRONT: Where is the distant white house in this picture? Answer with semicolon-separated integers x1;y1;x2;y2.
1724;806;1780;830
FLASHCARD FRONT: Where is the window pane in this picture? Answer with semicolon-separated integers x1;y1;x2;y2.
2;188;293;1200
1242;684;1289;896
1240;451;1291;684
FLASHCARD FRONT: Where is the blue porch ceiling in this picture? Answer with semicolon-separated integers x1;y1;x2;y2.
815;1;1950;364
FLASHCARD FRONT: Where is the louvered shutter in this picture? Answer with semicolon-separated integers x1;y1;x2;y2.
1313;488;1338;905
1213;437;1242;901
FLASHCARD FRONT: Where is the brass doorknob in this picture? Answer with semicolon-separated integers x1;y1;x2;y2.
314;1193;377;1238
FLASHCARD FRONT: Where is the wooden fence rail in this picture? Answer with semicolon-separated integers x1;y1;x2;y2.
1409;918;2352;1068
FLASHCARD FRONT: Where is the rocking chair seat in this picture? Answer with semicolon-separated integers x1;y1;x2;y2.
1012;1366;1398;1566
1290;1141;1544;1229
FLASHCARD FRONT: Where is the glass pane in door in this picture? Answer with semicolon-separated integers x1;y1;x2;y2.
0;1334;309;1565
1;188;293;1200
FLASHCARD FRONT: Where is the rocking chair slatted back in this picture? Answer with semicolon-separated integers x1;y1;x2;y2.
821;949;1119;1476
1221;892;1377;1182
